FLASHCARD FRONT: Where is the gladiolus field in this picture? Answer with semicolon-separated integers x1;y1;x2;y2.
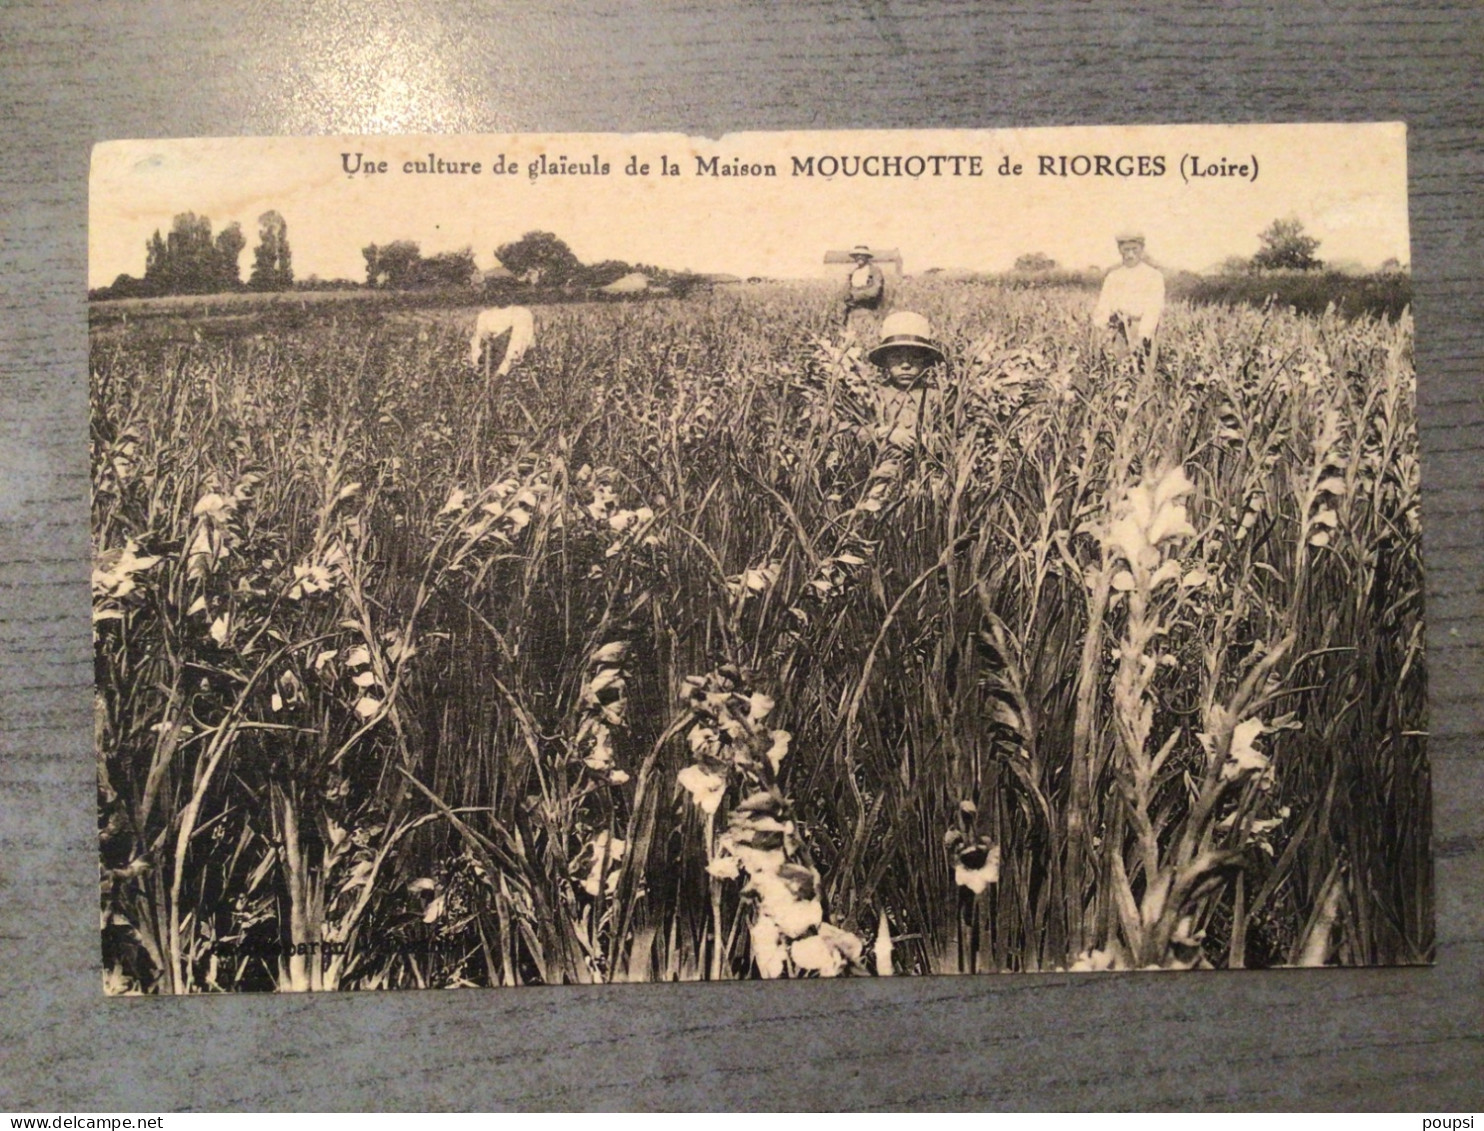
91;280;1429;991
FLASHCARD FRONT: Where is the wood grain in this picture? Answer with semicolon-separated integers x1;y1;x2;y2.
1;0;1479;1111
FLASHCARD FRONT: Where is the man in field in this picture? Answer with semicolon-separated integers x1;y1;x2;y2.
1092;229;1165;368
841;244;886;344
469;304;535;378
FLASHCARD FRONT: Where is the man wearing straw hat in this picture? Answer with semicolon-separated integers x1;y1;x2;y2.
841;244;886;343
1092;229;1165;367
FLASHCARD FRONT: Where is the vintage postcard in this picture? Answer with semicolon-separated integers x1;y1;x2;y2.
89;125;1428;992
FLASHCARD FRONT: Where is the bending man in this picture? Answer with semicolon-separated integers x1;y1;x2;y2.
470;305;535;377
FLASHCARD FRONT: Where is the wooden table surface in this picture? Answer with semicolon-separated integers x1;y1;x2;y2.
2;1;1479;1111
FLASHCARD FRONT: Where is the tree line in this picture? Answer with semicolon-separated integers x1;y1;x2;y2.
93;213;1395;303
92;218;701;301
361;230;700;294
1010;218;1404;277
94;211;294;299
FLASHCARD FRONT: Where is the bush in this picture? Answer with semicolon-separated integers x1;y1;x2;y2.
1174;270;1411;320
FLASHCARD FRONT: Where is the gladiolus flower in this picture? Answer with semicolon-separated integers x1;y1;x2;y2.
1070;948;1120;972
747;863;823;938
579;832;625;897
750;916;789;979
706;855;741;881
191;493;234;522
438;487;468;516
581;722;615;773
1105;516;1156;571
591;641;629;664
764;730;791;773
678;764;727;814
1221;717;1269;781
1147;503;1196;547
287;562;337;599
745;692;774;722
790;924;864;977
954;840;1001;894
92;540;161;601
1103;465;1199;570
873;909;894;976
1152;466;1195;510
686;724;723;761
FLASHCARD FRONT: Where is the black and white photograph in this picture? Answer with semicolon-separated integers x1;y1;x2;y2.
89;124;1428;993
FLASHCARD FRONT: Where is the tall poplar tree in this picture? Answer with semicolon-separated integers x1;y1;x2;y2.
214;222;246;289
249;211;294;290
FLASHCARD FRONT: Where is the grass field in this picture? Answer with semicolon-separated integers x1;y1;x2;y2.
91;279;1429;991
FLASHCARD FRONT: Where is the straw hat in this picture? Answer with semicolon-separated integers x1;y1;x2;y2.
850;244;874;259
867;311;945;367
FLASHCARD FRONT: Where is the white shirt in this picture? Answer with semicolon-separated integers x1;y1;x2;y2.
469;305;535;374
1093;261;1165;341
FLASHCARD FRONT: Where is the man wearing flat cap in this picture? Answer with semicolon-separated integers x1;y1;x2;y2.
1093;229;1165;366
841;244;886;343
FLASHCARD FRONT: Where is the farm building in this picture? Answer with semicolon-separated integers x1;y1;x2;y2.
824;247;904;276
925;268;979;282
600;271;651;294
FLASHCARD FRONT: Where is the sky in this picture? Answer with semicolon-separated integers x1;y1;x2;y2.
89;124;1410;288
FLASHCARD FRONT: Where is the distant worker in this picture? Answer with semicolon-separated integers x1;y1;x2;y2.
469;305;535;378
1092;229;1165;366
841;244;886;343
